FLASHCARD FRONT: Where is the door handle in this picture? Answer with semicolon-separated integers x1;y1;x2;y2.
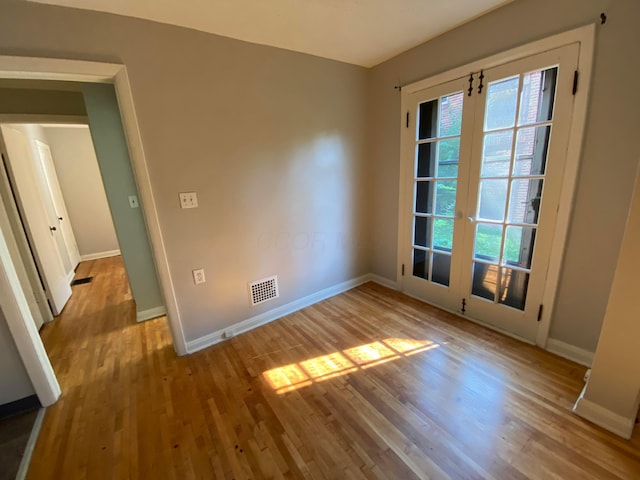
467;216;476;222
49;226;57;232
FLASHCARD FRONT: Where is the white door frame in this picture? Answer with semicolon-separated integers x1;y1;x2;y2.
397;24;595;348
0;56;188;406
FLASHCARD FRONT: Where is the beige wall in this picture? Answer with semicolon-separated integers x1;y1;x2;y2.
44;126;119;258
367;0;640;352
0;0;369;342
0;308;34;405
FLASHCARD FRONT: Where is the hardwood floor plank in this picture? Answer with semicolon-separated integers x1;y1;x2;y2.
25;256;640;479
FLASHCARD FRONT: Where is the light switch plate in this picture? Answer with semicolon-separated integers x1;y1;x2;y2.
179;192;198;209
128;195;139;208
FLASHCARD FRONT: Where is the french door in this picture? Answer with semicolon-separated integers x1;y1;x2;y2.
401;44;579;342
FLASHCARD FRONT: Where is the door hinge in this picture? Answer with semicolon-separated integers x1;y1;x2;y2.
572;70;579;95
401;264;405;276
406;112;410;128
461;298;466;314
537;304;544;322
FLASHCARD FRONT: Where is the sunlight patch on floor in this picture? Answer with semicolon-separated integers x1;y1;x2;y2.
263;338;440;394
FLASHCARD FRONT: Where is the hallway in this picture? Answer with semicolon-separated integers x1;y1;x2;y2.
29;256;175;479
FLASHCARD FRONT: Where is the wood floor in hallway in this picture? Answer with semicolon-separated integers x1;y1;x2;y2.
27;256;640;479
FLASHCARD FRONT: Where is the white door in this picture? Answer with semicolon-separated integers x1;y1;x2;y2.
35;140;81;272
401;77;476;313
401;44;579;342
1;126;72;315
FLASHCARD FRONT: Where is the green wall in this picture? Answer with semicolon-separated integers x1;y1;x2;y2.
82;83;164;316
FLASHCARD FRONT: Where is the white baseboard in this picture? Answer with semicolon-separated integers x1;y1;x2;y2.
369;274;398;290
186;274;374;354
573;385;636;439
80;249;121;261
136;306;167;322
16;407;46;480
545;338;594;367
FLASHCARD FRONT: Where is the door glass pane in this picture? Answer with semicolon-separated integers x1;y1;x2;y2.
411;89;463;290
414;216;431;248
437;138;459;178
474;223;502;262
478;179;508;221
518;67;557;126
498;268;529;310
513;126;551;176
503;226;536;269
507;179;543;224
439;93;463;137
415;181;433;214
418;100;438;140
481;131;513;177
472;262;498;301
417;143;436;178
435;181;456;216
485;76;519;131
433;218;454;252
432;253;451;286
413;249;429;280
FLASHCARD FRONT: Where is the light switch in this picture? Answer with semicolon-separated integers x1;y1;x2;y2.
179;192;198;209
128;195;139;208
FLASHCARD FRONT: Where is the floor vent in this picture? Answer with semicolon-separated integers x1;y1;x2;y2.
248;276;279;306
71;277;93;286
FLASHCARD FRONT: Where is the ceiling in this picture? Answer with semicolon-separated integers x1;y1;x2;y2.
26;0;512;67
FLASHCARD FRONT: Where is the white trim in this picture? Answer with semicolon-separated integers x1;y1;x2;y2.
0;216;60;405
398;24;596;349
0;56;119;82
80;249;121;261
136;305;167;323
186;274;373;353
15;408;46;480
112;65;186;355
573;386;636;439
369;274;398;290
0;56;188;362
545;338;594;367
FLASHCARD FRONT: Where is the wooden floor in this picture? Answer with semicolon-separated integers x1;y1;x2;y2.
27;256;640;479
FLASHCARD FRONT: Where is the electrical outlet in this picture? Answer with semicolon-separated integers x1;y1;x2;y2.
128;195;139;208
192;268;205;285
179;192;198;209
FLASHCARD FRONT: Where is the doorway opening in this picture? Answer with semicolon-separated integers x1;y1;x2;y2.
0;121;126;330
0;56;187;410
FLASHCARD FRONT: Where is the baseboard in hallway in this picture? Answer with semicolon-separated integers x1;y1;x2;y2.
80;249;121;262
